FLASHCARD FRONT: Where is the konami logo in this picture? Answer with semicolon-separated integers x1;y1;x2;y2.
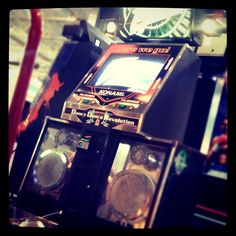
98;90;125;96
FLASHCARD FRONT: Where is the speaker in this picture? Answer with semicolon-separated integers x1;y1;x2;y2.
61;129;205;228
17;117;83;216
95;131;206;228
96;138;169;228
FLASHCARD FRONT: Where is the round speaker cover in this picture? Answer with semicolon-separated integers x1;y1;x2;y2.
130;145;149;165
107;169;154;222
144;153;162;171
55;129;72;145
33;149;67;190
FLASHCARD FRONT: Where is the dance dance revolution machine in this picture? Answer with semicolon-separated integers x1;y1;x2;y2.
14;44;204;229
61;43;201;142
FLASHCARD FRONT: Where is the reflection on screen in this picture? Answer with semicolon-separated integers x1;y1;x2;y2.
89;54;168;94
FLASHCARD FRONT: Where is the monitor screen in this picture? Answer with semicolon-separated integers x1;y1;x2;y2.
88;53;168;94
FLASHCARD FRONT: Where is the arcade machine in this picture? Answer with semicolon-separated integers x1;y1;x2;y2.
10;8;210;229
192;74;227;227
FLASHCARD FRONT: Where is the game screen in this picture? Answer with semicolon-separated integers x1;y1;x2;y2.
200;76;228;180
88;53;168;94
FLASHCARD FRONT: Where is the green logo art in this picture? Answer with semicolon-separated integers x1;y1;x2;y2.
174;149;188;175
86;109;95;124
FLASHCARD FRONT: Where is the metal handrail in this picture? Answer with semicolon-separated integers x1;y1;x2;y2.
9;9;42;161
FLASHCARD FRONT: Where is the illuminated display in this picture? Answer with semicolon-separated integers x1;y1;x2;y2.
61;43;201;140
88;53;168;94
119;8;192;41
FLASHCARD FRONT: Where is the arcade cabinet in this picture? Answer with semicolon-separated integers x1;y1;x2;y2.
11;42;206;228
10;8;213;229
61;43;201;143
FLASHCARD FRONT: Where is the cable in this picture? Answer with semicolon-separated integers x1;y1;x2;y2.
40;210;63;219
